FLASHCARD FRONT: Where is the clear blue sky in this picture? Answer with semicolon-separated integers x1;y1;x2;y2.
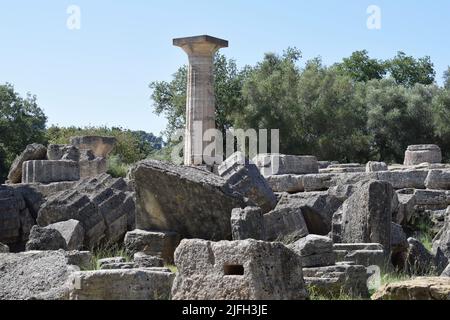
0;0;449;135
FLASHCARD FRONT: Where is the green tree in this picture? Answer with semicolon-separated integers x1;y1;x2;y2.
335;50;387;82
149;53;246;139
0;83;47;182
387;52;435;86
444;67;450;90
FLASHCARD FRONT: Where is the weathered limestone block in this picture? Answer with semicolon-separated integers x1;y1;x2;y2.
376;170;428;189
133;252;164;268
65;251;93;270
0;185;29;245
266;175;304;193
373;277;450;300
37;174;133;248
391;222;409;269
124;229;180;264
332;180;394;256
394;191;416;225
7;143;47;184
366;161;388;172
25;225;68;251
321;163;365;173
231;207;265;240
288;235;336;267
0;242;9;253
218;152;277;213
22;160;80;184
406;238;435;275
253;154;319;176
79;157;107;178
333;243;385;268
303;262;369;298
413;189;449;210
0;250;77;300
70;136;117;158
129;160;246;240
47;144;80;161
263;206;309;242
276;192;342;235
404;145;442;166
68;268;175;300
433;208;450;268
98;257;126;268
425;170;450;190
442;264;450;277
100;262;135;270
46;219;85;250
327;184;359;202
171;239;308;300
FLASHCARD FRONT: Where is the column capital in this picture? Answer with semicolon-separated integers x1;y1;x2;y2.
173;35;228;56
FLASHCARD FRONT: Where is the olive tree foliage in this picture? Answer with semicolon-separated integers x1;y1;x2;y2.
0;83;47;182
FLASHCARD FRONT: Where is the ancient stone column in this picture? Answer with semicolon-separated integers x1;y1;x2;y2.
173;35;228;166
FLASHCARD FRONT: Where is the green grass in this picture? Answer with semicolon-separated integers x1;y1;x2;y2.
89;244;132;270
107;155;130;178
165;265;178;273
417;232;433;252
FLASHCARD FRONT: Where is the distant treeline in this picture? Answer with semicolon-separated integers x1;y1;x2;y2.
150;49;450;164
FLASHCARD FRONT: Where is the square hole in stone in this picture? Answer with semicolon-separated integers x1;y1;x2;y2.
223;264;244;276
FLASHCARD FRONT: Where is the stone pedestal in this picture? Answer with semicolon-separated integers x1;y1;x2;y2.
173;35;228;166
404;145;442;166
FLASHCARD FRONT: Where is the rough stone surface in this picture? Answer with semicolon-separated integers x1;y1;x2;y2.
391;223;409;269
70;136;117;158
332;180;394;256
231;207;265;240
133;252;164;268
37;174;134;248
441;264;450;277
394;191;416;225
288;235;335;267
253;154;319;176
406;237;435;275
333;243;386;268
47;144;80;161
7;143;47;184
276;192;342;235
303;263;369;298
366;161;388;172
425;170;450;190
0;250;76;300
373;277;450;300
404;145;442;166
129;160;246;240
266;175;304;193
263;206;309;242
0;243;9;253
376;170;428;189
124;229;180;264
46;219;85;251
79;157;107;179
68;268;175;300
25;225;68;251
218;152;277;213
171;239;308;300
65;251;92;270
98;257;126;268
22;160;80;184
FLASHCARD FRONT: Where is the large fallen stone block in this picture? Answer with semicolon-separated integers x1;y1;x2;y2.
333;243;385;268
366;161;388;172
276;192;342;235
332;180;394;256
37;174;134;248
442;264;450;277
218;152;277;213
47;144;80;161
406;237;435;275
321;163;365;173
425;170;450;190
68;268;174;300
129;160;246;240
394;191;416;225
231;207;265;240
46;219;85;251
70;136;117;158
266;175;304;193
0;250;77;300
263;206;309;242
391;223;409;269
404;145;442;166
25;225;68;251
171;239;308;300
0;185;34;246
253;154;319;176
124;229;180;264
433;209;450;268
79;157;107;178
373;277;450;300
7;143;47;184
288;235;336;267
303;262;369;298
376;170;428;189
22;160;80;184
